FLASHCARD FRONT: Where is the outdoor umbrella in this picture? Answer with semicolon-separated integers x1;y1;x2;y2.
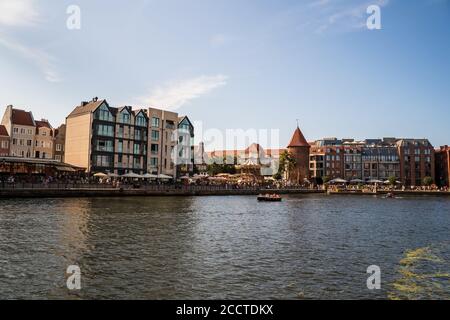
330;178;347;184
157;174;173;179
107;173;119;178
142;173;158;179
350;179;364;183
367;179;384;184
93;172;108;178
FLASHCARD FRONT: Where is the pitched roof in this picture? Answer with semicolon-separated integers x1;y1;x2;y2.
11;109;35;126
35;120;52;129
67;99;107;118
0;125;8;137
287;127;310;148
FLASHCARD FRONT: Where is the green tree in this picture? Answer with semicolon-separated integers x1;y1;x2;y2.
278;151;296;177
388;176;397;186
423;176;434;186
322;176;331;184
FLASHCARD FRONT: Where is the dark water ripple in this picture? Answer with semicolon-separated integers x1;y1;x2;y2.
0;195;449;299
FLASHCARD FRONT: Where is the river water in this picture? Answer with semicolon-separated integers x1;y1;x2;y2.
1;194;449;300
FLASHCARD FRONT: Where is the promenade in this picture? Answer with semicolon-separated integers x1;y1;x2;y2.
0;183;449;198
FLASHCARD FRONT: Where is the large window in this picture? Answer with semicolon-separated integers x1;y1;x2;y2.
95;140;114;152
150;158;158;167
136;115;147;127
151;144;159;155
96;124;114;137
94;155;112;167
133;143;140;155
95;104;114;122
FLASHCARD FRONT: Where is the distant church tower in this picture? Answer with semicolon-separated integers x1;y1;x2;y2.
287;125;310;184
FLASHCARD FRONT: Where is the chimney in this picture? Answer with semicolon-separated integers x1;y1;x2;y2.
81;101;88;106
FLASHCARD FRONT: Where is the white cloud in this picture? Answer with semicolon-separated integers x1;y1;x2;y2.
0;0;39;27
0;34;61;82
139;75;228;110
0;1;60;82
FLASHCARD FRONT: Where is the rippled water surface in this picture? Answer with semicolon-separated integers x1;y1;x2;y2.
1;195;450;299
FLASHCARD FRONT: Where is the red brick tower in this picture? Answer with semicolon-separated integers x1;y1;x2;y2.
287;126;310;184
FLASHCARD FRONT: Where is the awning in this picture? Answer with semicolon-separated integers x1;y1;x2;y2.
55;166;76;172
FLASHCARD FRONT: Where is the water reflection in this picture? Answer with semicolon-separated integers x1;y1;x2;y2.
0;195;449;299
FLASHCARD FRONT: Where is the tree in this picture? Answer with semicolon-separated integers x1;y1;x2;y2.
278;151;296;177
388;176;397;186
423;176;434;186
323;176;331;184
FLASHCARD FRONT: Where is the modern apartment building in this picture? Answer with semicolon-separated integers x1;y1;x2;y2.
53;124;66;162
176;116;195;177
436;145;450;187
65;98;193;177
65;99;148;175
1;105;36;158
0;125;10;156
34;120;54;159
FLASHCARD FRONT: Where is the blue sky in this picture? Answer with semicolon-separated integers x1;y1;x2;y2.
0;0;449;150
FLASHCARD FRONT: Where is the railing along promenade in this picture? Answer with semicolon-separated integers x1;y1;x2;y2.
0;182;448;198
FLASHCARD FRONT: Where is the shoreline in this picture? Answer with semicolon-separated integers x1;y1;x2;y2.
0;188;449;199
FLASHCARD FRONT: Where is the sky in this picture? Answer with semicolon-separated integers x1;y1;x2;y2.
0;0;449;150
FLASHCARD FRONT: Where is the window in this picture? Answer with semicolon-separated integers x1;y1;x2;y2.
12;139;17;145
136;115;147;127
118;140;123;153
151;117;160;128
13;128;18;134
151;144;159;155
55;155;61;161
20;128;25;134
42;131;47;136
56;144;62;151
95;104;114;122
97;124;114;137
19;139;24;146
28;129;33;135
134;129;141;141
119;111;131;124
151;130;159;141
1;141;8;148
96;140;113;152
133;143;140;155
150;158;158;167
94;155;112;167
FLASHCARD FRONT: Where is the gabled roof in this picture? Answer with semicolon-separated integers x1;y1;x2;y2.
0;125;9;137
67;99;108;118
178;115;193;127
11;109;35;126
287;127;310;148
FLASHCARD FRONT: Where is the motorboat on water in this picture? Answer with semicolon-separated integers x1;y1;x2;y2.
257;194;282;202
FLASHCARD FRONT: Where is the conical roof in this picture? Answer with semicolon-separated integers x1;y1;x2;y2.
287;126;310;148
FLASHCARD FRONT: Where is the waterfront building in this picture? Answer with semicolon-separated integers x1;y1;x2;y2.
53;124;66;162
0;125;10;156
435;145;450;187
34;119;54;159
396;139;435;186
0;156;82;177
286;126;310;183
361;139;400;181
65;98;193;178
176;116;195;177
65;99;148;175
1;105;36;158
147;107;178;177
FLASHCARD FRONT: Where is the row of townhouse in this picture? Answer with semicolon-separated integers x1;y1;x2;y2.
64;98;194;178
0;105;66;161
309;137;436;186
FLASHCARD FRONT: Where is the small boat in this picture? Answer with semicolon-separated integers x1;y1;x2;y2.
385;192;396;199
257;194;282;202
